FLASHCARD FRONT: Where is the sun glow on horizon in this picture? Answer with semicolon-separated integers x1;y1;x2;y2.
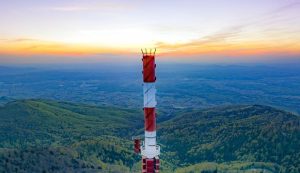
0;0;300;61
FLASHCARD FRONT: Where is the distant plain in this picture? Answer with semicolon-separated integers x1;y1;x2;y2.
1;63;299;115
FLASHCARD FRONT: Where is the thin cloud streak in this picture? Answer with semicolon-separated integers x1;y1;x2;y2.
155;1;300;56
0;38;130;56
48;2;134;12
51;6;91;12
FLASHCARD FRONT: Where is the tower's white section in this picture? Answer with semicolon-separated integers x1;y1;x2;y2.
143;83;157;107
141;132;160;158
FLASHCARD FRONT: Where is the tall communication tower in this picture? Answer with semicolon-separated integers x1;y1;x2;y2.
134;48;160;173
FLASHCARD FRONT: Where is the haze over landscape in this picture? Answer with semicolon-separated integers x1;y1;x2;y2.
0;0;299;173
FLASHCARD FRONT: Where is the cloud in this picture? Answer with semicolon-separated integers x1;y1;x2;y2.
0;37;127;56
270;1;300;14
51;6;91;12
155;26;243;52
1;38;69;54
48;2;134;12
155;2;300;56
5;38;39;43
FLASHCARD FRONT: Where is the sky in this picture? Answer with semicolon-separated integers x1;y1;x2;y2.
0;0;300;63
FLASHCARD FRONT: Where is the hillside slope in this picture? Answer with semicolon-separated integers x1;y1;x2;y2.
0;100;299;172
0;99;143;147
0;100;142;172
159;105;300;172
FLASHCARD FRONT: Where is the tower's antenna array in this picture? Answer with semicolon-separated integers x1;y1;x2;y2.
141;48;156;56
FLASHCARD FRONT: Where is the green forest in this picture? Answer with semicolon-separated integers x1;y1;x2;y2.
0;100;299;172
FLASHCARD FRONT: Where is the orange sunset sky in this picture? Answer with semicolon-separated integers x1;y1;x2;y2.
0;0;300;62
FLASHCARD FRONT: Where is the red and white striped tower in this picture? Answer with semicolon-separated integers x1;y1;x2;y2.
141;48;160;173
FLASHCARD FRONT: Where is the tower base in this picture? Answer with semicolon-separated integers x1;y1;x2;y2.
142;156;159;173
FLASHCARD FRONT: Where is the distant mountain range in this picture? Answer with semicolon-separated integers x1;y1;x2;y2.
0;100;299;173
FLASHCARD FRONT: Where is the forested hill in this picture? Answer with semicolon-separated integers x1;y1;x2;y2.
160;105;300;172
0;100;299;172
0;100;143;172
0;99;143;146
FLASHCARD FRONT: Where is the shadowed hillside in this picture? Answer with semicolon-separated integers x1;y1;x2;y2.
0;100;143;172
0;100;299;172
0;99;143;147
160;105;300;172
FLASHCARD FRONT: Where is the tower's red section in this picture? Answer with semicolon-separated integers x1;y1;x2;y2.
144;108;156;131
134;139;141;154
142;157;160;173
143;55;156;83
